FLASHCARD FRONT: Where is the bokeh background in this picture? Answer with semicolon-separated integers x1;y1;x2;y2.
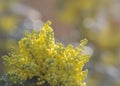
0;0;120;86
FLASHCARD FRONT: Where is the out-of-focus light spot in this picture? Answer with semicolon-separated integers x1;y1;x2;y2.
11;3;43;30
83;46;93;55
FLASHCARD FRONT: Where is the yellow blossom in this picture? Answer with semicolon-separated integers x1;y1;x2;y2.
2;21;90;86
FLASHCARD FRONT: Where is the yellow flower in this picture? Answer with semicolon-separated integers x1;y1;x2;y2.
3;21;90;86
0;16;18;31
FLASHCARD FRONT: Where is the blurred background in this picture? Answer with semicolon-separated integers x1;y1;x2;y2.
0;0;120;86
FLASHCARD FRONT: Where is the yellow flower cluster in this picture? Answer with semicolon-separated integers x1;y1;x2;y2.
0;0;18;32
3;21;90;86
0;15;18;31
58;0;110;22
